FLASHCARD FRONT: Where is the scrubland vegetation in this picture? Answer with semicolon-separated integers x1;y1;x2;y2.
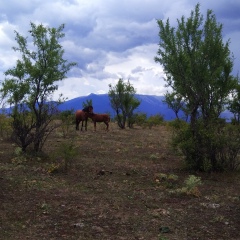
0;118;240;239
1;3;240;239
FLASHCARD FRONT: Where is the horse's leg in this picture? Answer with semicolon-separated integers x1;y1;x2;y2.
76;119;79;130
105;121;109;131
80;120;84;131
85;119;88;131
94;121;96;131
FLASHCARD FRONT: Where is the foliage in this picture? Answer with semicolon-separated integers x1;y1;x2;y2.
170;119;240;171
82;99;93;109
167;119;188;130
178;175;202;197
48;137;78;174
155;172;179;189
147;114;164;128
0;22;76;152
133;112;148;126
129;113;164;129
228;80;240;124
59;109;75;137
0;114;12;138
108;78;140;129
56;140;78;172
168;174;202;197
163;91;188;120
11;146;28;165
184;175;202;191
217;124;240;170
155;4;237;171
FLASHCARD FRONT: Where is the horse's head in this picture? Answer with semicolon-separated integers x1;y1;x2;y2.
88;106;93;113
82;105;93;113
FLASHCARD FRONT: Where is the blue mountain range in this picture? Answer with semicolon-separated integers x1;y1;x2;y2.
58;93;183;121
1;93;232;121
58;93;233;121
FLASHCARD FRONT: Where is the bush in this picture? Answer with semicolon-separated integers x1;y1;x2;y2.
51;140;78;173
217;124;240;170
59;109;75;137
170;119;240;171
0;114;13;139
176;175;202;197
167;119;188;130
132;113;148;126
148;114;164;126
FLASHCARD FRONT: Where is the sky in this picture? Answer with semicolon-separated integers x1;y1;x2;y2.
0;0;240;101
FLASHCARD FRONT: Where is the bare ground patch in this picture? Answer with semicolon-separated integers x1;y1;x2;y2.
0;123;240;239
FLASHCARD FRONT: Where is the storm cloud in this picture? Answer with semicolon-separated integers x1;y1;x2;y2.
0;0;239;100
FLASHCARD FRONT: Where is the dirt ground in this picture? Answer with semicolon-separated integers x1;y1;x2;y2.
0;122;240;240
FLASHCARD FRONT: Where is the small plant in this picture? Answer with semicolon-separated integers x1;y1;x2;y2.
155;173;179;189
40;201;51;214
168;174;179;181
14;147;23;156
51;140;78;172
47;163;61;174
59;109;75;137
158;236;169;240
184;175;202;190
155;173;178;182
11;147;27;165
179;175;202;197
150;153;159;160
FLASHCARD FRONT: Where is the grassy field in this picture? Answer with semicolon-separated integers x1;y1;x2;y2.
0;121;240;240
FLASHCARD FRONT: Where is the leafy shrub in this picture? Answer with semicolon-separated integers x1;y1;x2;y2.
174;175;202;197
217;124;240;170
51;140;78;172
167;118;188;130
147;114;164;128
170;118;240;171
133;113;148;126
59;109;75;137
0;114;13;139
155;173;179;189
183;175;202;191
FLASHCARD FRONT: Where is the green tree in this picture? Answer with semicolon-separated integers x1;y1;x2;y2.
108;79;140;129
155;4;237;171
0;22;76;152
82;99;93;108
228;80;240;124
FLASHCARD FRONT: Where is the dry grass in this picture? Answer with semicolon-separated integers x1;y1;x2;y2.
0;122;240;240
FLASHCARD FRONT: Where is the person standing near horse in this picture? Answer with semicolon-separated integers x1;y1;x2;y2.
75;106;93;131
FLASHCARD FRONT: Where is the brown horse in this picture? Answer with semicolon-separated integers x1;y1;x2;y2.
86;113;110;131
75;106;93;131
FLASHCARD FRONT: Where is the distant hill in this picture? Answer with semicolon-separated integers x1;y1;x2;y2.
58;93;183;121
1;93;233;121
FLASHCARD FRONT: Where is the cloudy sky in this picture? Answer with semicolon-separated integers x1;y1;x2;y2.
0;0;239;100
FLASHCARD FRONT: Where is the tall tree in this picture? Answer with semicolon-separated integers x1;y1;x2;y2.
228;80;240;124
1;22;76;152
108;79;140;129
155;4;237;171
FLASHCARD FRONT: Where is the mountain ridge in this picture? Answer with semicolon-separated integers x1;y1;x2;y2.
1;93;232;121
58;93;181;121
